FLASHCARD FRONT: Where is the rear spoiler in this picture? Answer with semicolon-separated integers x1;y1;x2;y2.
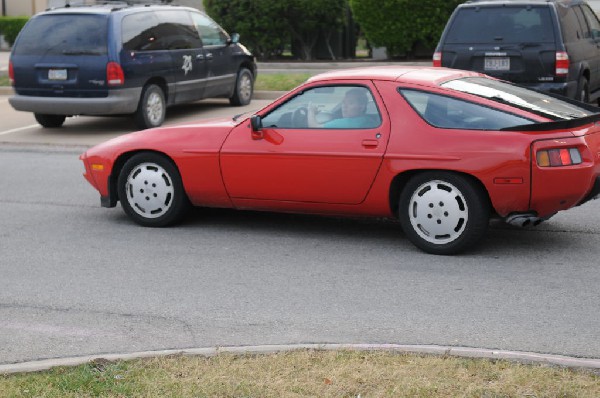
501;112;600;132
501;89;600;132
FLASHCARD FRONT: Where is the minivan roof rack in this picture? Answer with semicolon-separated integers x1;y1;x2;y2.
62;0;173;7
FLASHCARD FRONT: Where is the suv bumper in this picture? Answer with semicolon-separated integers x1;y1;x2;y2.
8;88;142;115
518;81;577;98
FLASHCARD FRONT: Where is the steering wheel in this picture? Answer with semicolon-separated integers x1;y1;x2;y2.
292;106;308;128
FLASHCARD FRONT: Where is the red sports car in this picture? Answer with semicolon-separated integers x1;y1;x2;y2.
80;66;600;254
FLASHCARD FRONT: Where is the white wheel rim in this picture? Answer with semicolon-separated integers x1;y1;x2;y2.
239;74;252;102
408;180;468;245
125;162;174;219
146;92;164;126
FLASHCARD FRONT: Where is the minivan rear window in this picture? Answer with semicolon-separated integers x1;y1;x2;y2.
445;6;555;44
13;14;108;55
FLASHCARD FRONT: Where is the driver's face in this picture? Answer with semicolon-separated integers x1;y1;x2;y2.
341;94;365;118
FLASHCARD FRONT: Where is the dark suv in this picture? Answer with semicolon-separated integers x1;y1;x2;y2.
8;3;257;129
434;0;600;103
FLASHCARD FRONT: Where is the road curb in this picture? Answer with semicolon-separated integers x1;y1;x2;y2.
0;86;13;96
1;343;599;375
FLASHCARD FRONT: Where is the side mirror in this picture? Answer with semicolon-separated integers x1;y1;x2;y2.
250;115;263;140
229;33;240;45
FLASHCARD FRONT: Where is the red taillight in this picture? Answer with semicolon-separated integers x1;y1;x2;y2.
106;62;124;86
433;52;442;67
537;148;582;167
8;60;14;85
555;51;569;77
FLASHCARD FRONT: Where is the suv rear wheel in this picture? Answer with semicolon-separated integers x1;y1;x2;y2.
34;114;66;128
229;68;253;106
577;76;590;103
134;84;166;129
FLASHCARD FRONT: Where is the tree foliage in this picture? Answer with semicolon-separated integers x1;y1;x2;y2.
0;17;29;46
205;0;347;60
349;0;461;57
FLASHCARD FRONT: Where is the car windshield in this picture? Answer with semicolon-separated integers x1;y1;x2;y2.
442;77;594;120
445;6;555;44
13;14;108;56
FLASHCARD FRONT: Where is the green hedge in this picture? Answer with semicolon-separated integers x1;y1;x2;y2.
349;0;461;58
0;16;29;46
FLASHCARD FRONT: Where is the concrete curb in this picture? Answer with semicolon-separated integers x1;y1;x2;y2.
1;344;599;375
0;86;13;96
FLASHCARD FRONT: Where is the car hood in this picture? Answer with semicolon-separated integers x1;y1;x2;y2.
83;116;240;160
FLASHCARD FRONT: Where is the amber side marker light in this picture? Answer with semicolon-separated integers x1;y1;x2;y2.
537;148;582;167
91;164;105;171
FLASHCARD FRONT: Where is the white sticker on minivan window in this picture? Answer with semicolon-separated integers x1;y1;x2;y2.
182;55;193;75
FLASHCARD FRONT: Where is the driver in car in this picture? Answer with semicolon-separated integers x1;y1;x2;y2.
308;87;374;128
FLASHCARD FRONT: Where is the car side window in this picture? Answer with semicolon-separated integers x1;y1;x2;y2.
261;85;382;129
122;11;164;51
559;7;584;43
573;6;592;39
156;10;203;50
191;12;228;47
400;89;534;130
581;5;600;40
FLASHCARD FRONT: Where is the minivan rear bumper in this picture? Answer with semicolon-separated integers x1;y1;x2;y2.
8;88;142;115
518;81;577;98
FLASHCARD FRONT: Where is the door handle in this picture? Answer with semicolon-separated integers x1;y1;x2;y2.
205;52;214;60
196;54;205;60
362;139;379;148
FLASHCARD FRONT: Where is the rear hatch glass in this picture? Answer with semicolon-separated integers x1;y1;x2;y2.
12;14;110;98
441;6;556;82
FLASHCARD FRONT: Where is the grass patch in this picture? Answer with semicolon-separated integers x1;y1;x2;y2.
1;350;599;397
255;73;311;91
0;76;9;86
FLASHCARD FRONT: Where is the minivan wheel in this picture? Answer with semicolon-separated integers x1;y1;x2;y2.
229;68;253;106
134;84;166;129
34;113;66;128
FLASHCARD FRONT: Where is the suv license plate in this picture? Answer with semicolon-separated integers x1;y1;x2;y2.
484;57;510;71
48;69;67;80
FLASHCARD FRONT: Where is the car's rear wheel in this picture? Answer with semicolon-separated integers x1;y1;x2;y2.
229;68;253;106
134;84;166;129
117;153;190;227
577;76;590;103
398;172;490;255
34;113;66;128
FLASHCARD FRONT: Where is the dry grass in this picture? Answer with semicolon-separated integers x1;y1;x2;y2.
254;73;311;91
1;350;599;397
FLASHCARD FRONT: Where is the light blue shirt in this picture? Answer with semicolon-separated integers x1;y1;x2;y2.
323;115;377;129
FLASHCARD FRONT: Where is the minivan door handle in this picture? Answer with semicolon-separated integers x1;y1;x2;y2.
205;52;214;60
196;54;205;60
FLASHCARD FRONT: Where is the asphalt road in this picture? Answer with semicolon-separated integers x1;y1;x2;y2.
0;95;599;366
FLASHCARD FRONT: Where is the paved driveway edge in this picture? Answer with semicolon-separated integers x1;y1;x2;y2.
1;344;599;375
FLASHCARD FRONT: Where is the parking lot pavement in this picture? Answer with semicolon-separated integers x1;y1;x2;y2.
0;50;8;76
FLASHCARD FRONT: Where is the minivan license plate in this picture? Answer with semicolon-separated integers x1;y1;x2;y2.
484;57;510;71
48;69;67;80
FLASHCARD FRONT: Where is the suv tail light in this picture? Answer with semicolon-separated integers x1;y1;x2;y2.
433;52;442;67
8;60;14;85
555;52;569;77
106;62;124;86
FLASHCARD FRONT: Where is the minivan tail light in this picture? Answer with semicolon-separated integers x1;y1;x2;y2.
8;60;14;85
106;62;124;86
433;52;442;67
555;52;569;77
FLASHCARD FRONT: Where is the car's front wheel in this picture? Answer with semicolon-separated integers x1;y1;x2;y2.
229;68;253;106
34;113;66;128
398;172;490;255
117;153;190;227
134;84;166;129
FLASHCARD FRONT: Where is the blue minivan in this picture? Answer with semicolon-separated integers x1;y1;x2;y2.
8;3;257;129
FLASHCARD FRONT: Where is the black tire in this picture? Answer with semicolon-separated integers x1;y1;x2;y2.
34;113;66;128
229;68;254;106
134;84;166;130
117;153;190;227
398;172;490;255
577;76;590;104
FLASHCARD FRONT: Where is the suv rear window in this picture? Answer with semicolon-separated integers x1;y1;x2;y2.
13;14;108;55
445;6;555;44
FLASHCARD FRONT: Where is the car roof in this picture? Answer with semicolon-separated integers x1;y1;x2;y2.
459;0;585;6
307;66;483;86
41;3;194;16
